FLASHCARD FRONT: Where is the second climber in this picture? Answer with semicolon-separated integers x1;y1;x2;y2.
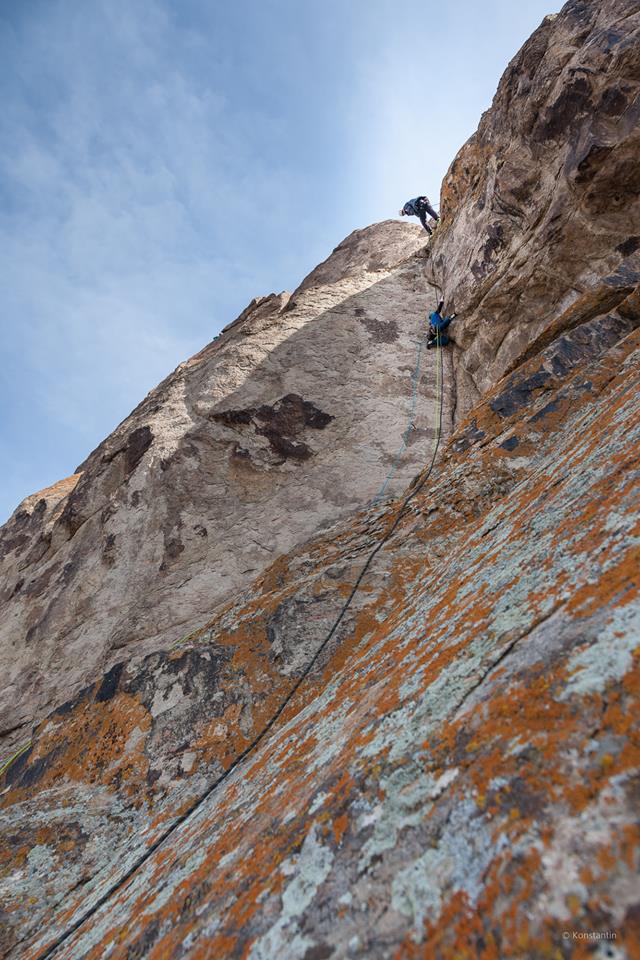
399;196;440;235
426;299;456;349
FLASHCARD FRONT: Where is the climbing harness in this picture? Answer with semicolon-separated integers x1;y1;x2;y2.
31;276;446;960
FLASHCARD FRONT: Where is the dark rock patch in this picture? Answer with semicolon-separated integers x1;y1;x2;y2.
1;744;33;786
59;494;87;540
584;156;640;214
213;394;334;463
535;76;592;141
213;408;254;427
6;746;67;790
530;400;560;424
617;236;640;256
490;370;553;418
261;431;312;461
165;538;185;561
95;662;125;703
124;919;162;960
572;142;613;184
452;421;486;454
303;945;334;960
358;315;400;343
255;394;334;433
125;426;154;476
0;533;29;560
102;425;153;478
50;683;93;718
599;84;630;116
125;647;231;710
231;443;252;461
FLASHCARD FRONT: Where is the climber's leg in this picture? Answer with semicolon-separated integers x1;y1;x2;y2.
424;200;440;221
419;211;433;235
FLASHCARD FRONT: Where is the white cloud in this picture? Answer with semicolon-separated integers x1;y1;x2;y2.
0;0;558;520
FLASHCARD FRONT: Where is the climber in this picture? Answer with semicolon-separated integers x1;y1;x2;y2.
399;196;440;235
426;299;456;349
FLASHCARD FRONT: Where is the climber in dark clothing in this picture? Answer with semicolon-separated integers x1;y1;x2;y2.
426;299;456;349
399;196;440;235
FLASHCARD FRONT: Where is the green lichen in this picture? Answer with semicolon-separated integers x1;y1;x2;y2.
561;603;640;699
248;823;334;960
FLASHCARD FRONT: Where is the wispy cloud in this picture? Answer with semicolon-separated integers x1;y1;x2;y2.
0;0;558;521
0;0;338;518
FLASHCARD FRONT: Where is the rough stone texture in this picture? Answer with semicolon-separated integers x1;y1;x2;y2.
432;0;640;415
1;0;640;957
5;0;640;754
2;276;639;960
0;221;448;749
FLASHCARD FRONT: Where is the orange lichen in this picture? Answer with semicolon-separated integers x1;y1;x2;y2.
4;280;640;960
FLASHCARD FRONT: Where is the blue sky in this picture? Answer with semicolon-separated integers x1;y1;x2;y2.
0;0;557;522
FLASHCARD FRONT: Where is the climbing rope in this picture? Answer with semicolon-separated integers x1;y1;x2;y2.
0;739;32;778
33;278;446;960
373;242;445;502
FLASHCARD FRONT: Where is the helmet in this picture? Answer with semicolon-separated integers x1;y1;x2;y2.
398;208;405;216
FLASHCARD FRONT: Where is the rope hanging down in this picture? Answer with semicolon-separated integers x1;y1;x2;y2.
35;282;446;960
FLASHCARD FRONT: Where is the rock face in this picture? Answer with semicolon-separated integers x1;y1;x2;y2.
433;0;640;414
1;0;640;957
0;221;451;747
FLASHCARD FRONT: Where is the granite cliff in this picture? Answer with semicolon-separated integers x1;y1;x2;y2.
1;0;640;956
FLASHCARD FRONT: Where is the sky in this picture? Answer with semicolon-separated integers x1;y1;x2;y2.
0;0;558;523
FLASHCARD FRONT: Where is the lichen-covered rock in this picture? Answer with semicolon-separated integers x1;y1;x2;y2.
0;221;449;750
1;0;640;957
3;267;639;960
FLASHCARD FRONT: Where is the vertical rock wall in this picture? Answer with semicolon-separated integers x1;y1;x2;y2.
1;222;453;752
1;0;640;956
430;0;640;414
